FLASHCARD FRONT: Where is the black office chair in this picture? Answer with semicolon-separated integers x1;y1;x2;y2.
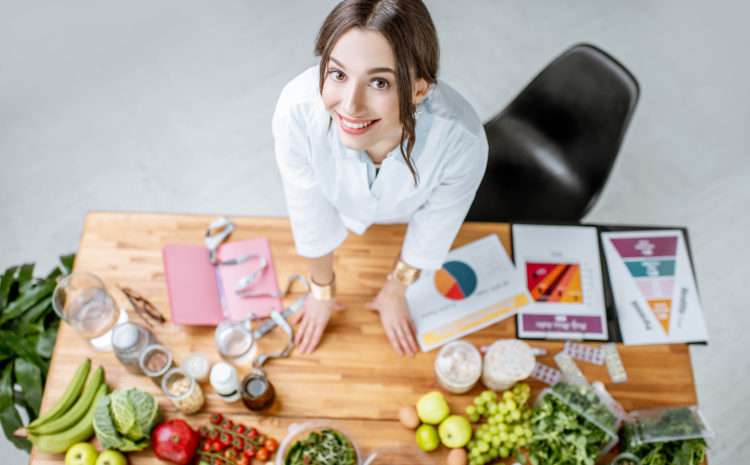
467;43;640;222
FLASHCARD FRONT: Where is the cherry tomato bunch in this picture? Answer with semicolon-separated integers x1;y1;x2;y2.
196;414;279;465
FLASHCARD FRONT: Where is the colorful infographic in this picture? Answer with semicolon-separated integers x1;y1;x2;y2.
435;261;478;300
610;236;678;334
406;235;532;352
526;263;583;303
601;229;708;345
512;224;608;340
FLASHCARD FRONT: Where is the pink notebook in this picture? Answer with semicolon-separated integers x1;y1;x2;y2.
162;238;283;325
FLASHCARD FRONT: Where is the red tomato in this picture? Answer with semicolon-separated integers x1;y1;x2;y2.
211;440;223;453
247;427;258;439
202;442;212;452
213;459;222;465
256;447;269;462
264;438;278;453
237;457;250;465
234;424;246;434
210;413;223;425
243;448;256;459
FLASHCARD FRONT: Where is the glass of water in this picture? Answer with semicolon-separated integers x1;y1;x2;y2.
52;272;126;351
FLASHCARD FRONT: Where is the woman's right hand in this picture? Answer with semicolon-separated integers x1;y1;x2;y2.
293;294;344;354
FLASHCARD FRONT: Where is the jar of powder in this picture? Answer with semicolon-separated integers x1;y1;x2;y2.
162;368;205;415
482;339;535;391
434;340;482;394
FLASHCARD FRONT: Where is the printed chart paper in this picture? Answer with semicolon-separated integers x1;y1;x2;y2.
406;234;531;352
601;230;708;345
513;224;608;340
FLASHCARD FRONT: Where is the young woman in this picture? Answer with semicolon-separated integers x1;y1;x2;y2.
273;0;488;356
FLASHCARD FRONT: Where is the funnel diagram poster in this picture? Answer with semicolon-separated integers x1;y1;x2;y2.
513;224;608;340
406;234;531;352
601;230;708;345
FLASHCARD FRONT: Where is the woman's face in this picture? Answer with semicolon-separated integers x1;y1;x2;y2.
322;27;427;156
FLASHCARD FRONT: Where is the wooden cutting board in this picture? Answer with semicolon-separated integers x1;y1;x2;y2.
29;212;698;465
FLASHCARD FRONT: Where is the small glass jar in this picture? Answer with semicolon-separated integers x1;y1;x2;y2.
210;362;241;402
111;322;155;374
215;320;256;365
139;344;173;386
182;352;210;382
434;340;482;394
482;339;535;391
162;368;205;415
241;369;275;411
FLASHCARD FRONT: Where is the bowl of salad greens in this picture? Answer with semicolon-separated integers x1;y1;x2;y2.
276;421;360;465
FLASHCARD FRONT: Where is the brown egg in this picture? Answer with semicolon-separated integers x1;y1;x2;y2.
398;405;420;429
447;448;468;465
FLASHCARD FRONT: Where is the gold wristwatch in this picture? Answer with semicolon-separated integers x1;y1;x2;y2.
388;259;421;286
309;273;336;300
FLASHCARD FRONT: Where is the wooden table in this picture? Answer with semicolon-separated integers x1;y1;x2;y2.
30;212;698;465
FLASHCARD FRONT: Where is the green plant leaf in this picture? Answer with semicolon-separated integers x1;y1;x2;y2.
0;266;18;310
14;358;42;418
60;254;75;275
19;297;52;326
17;264;35;293
36;323;59;360
0;280;56;326
0;364;31;452
0;330;48;374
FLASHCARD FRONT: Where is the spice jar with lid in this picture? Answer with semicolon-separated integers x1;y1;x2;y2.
139;344;173;386
482;339;535;391
162;367;205;414
210;362;241;402
434;340;482;394
111;322;155;374
240;368;275;411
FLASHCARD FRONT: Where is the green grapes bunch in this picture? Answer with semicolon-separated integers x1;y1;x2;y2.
465;383;532;465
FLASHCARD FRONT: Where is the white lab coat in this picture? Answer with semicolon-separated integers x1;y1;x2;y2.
272;66;488;270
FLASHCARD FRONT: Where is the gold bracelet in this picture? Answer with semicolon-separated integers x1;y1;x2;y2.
388;259;421;286
309;273;335;301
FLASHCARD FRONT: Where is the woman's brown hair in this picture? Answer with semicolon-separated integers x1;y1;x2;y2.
314;0;439;185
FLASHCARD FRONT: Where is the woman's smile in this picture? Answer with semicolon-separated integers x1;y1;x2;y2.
337;112;381;135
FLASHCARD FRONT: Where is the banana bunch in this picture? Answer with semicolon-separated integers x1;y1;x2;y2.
27;359;108;453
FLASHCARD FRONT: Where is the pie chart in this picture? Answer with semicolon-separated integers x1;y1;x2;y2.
435;261;478;300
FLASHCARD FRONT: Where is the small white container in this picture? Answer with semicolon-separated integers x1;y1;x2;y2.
434;340;482;394
482;339;535;391
210;362;241;402
182;352;210;382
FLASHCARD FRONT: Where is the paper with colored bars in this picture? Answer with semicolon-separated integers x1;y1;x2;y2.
406;234;532;352
601;230;708;345
513;224;609;340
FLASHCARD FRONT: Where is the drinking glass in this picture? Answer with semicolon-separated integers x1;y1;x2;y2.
52;272;126;351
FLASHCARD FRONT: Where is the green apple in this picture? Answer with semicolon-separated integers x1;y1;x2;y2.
416;391;450;424
95;450;128;465
415;424;440;452
438;415;473;448
65;443;98;465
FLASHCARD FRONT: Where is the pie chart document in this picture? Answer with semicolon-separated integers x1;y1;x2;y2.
406;234;532;352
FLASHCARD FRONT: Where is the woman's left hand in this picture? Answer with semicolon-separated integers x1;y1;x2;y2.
366;278;419;357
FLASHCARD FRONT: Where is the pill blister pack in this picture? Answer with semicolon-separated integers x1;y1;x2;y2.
531;362;562;385
563;341;605;365
602;343;627;384
554;351;588;385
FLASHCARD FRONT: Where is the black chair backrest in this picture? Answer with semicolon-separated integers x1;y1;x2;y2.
468;43;640;222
